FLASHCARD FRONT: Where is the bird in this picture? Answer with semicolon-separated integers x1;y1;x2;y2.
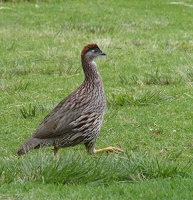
17;44;123;156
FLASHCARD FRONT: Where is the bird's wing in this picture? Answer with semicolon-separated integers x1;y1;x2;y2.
33;113;73;139
33;91;89;139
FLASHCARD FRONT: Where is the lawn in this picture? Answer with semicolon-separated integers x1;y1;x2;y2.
1;0;193;199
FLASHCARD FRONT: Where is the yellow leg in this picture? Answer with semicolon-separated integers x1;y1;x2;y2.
95;146;124;154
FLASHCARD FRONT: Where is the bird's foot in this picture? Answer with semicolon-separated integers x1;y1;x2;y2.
95;146;124;154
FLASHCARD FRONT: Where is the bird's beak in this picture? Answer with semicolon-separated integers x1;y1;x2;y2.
100;51;106;56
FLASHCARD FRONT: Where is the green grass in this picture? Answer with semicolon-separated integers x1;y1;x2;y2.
1;0;193;199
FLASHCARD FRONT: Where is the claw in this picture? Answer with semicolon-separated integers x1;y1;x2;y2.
95;146;124;154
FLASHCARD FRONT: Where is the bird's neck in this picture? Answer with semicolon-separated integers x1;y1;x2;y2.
81;58;102;85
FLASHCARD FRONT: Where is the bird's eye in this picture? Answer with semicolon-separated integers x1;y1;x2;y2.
93;49;98;53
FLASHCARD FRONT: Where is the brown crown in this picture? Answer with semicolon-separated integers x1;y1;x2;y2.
81;43;99;57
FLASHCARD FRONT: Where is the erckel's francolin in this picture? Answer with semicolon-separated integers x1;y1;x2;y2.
17;44;123;156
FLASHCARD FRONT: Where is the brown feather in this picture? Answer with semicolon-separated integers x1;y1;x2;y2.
81;43;99;58
17;43;106;156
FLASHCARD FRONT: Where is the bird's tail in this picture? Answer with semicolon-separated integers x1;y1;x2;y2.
17;137;42;156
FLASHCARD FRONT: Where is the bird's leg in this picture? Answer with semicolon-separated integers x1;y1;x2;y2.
53;146;59;156
95;146;124;154
85;141;124;154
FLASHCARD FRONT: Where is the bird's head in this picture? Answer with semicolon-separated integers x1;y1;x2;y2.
81;44;106;61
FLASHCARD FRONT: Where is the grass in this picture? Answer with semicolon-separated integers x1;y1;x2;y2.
1;0;193;199
109;88;173;106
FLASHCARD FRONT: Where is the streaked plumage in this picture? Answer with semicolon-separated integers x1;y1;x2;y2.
17;44;123;156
